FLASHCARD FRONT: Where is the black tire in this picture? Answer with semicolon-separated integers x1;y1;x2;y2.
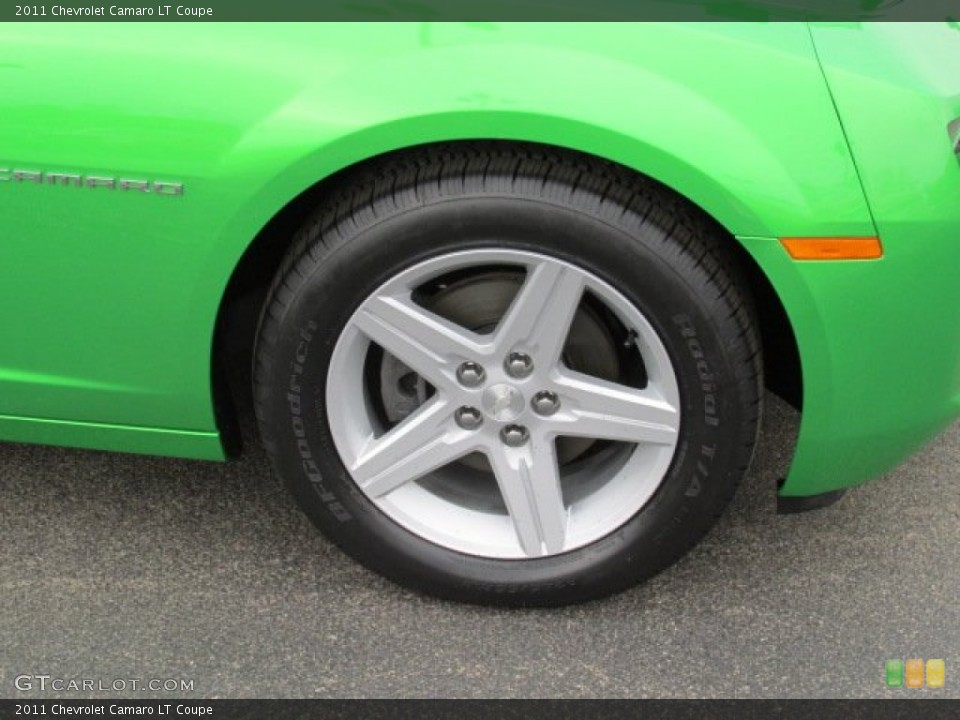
253;143;761;606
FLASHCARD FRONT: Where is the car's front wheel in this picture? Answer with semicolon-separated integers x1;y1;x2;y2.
254;144;761;606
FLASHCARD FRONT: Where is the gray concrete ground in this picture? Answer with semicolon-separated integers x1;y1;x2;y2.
0;394;957;698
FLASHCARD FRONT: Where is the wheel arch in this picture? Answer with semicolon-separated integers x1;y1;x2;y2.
211;136;802;455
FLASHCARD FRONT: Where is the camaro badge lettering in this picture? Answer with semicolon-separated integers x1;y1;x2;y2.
0;168;183;196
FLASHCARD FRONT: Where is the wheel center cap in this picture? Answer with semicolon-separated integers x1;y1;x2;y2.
482;384;525;422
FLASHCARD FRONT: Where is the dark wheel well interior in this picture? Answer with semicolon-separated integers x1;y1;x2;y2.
211;141;802;457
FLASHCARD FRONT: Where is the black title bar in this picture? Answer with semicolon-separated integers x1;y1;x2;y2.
5;0;960;21
2;700;960;720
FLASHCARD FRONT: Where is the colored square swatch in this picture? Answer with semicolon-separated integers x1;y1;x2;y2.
906;659;925;688
927;660;945;688
886;659;904;688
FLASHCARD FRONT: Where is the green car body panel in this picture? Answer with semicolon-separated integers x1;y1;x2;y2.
0;22;957;498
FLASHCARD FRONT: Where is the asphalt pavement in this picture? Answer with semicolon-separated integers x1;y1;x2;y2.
1;394;957;698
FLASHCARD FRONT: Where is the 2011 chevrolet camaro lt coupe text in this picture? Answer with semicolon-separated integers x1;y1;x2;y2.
2;22;958;605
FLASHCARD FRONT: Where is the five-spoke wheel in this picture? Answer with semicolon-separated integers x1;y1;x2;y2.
327;250;681;558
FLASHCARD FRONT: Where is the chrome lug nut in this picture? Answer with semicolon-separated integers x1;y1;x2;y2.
531;390;560;416
504;352;534;379
455;406;483;430
456;361;486;388
500;424;530;447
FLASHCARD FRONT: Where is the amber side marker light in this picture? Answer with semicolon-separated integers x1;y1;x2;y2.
780;236;883;260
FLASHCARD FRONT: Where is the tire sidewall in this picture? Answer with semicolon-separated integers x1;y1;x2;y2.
259;196;750;604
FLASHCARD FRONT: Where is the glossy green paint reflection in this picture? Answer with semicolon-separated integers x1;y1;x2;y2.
0;22;957;495
773;22;960;495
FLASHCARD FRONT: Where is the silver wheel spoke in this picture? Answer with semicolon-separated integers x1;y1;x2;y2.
350;398;473;497
354;294;486;389
487;439;568;557
494;259;584;366
552;370;679;445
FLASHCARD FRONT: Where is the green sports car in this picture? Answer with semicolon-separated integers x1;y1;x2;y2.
2;22;958;605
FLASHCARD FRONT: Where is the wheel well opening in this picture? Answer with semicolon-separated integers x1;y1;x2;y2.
211;140;803;456
733;242;803;410
212;170;350;456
